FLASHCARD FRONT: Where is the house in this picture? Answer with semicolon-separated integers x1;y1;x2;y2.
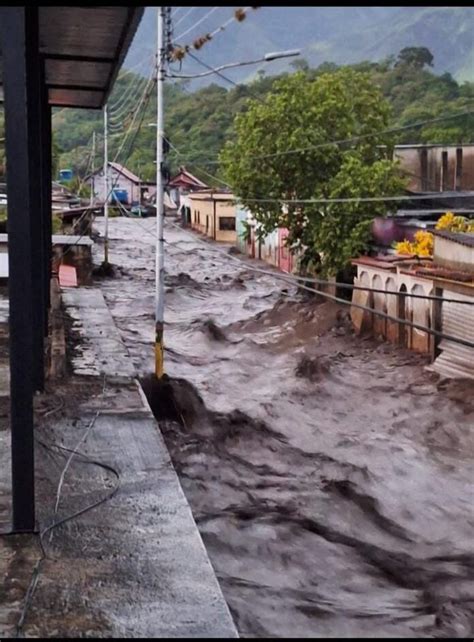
279;228;295;273
350;231;474;378
188;189;236;243
235;206;280;266
395;143;474;193
432;229;474;275
168;166;208;211
87;161;155;205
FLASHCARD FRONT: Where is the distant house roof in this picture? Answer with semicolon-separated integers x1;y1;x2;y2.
109;162;141;183
168;166;208;190
432;229;474;248
188;188;234;202
87;161;142;184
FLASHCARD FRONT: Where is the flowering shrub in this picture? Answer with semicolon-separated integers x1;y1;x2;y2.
394;211;474;256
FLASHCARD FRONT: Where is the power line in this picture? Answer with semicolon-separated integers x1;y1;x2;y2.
167;221;474;348
109;65;153;115
174;6;220;41
171;7;259;60
16;377;121;636
173;7;197;28
232;193;474;205
168;108;474;165
184;50;267;104
53;65;157;261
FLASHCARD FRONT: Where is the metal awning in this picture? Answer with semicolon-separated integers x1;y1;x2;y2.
0;6;143;109
0;6;145;533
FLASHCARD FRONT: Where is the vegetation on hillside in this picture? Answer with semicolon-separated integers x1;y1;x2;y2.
48;47;474;191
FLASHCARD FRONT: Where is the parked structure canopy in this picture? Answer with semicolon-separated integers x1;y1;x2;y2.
0;6;143;108
0;6;143;533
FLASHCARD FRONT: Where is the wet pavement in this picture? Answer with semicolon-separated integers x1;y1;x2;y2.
93;216;474;638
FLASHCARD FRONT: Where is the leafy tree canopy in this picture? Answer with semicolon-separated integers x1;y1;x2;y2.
395;46;434;70
220;69;407;276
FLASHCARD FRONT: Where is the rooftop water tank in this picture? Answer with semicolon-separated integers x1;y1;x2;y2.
112;189;128;204
59;168;73;182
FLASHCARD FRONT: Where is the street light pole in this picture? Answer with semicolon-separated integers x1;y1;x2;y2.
155;6;166;379
103;105;109;264
90;130;95;207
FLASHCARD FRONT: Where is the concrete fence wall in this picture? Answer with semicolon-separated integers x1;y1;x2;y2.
351;264;435;354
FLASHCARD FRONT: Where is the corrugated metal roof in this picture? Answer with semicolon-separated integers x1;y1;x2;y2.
431;292;474;380
432;229;474;248
0;7;144;109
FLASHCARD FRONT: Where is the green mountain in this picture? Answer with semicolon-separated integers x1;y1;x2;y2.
125;7;474;83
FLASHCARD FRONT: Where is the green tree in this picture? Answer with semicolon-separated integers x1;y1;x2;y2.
220;69;406;276
395;46;434;70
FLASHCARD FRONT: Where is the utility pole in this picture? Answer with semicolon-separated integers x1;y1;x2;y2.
103;105;109;264
155;6;166;379
90;130;95;206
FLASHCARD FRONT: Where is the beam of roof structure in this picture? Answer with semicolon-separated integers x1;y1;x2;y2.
0;6;144;109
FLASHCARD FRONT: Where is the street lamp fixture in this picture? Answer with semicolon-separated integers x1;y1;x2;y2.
167;49;301;79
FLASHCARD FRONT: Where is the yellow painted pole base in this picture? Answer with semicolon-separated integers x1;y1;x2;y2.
155;324;164;379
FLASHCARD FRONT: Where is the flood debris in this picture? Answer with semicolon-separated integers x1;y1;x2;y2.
94;218;474;638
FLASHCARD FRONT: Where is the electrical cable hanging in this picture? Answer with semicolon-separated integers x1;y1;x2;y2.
108;70;151;116
52;64;157;261
167;220;474;347
171;7;259;60
173;7;197;28
170;108;474;165
174;6;220;41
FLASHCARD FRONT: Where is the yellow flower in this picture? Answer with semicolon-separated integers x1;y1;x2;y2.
436;212;455;230
395;230;433;257
395;240;414;255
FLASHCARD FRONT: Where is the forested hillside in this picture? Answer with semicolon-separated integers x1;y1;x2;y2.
52;48;474;189
126;7;474;85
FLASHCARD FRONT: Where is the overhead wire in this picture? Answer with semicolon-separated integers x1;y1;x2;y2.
167;108;474;165
108;68;152;117
183;50;267;104
173;7;197;28
166;220;474;347
52;61;157;261
174;6;220;41
16;376;121;636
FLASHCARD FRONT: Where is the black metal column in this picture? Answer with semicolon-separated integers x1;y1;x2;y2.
0;7;41;532
39;63;52;337
28;11;46;392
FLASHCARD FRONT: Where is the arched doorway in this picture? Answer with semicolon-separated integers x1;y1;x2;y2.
398;284;408;347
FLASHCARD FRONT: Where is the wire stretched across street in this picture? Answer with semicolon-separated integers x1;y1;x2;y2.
167;221;474;350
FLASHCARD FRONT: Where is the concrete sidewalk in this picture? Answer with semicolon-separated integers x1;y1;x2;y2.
0;286;237;638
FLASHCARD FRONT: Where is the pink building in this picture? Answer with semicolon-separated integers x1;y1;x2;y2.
278;228;294;273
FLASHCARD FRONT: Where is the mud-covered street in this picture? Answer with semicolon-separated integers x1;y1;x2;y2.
93;216;474;638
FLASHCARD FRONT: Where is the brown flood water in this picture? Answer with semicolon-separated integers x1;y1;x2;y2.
94;217;474;638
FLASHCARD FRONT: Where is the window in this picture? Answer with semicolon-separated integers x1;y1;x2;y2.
219;216;236;231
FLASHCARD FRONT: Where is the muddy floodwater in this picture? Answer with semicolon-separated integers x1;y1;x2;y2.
93;217;474;638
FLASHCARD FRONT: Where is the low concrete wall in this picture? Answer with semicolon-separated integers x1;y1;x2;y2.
351;262;435;354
